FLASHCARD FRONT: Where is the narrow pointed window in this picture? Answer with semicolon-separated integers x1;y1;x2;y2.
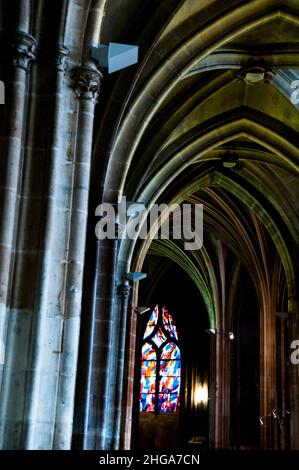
140;306;181;413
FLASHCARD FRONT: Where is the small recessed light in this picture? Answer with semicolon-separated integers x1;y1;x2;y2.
244;71;265;85
221;152;240;169
223;160;238;169
236;62;274;86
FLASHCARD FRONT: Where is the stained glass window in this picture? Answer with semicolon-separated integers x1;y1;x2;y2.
143;306;158;339
162;308;178;340
140;306;181;413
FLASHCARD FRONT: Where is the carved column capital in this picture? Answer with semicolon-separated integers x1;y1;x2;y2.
55;45;70;72
12;31;37;72
73;65;103;102
117;282;132;299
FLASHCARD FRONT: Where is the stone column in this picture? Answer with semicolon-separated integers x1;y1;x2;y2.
209;331;216;448
221;331;231;447
20;45;72;449
0;31;36;380
288;298;299;449
83;232;119;449
210;329;231;448
0;31;37;447
120;299;138;449
279;315;287;449
260;301;277;449
8;60;102;450
52;64;102;450
112;281;132;449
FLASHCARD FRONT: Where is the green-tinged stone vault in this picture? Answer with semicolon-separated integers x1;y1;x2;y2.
0;0;298;452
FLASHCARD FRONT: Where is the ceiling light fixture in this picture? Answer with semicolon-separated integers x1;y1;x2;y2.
221;151;241;169
236;61;274;85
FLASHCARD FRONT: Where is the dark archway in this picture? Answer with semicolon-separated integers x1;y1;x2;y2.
133;259;209;449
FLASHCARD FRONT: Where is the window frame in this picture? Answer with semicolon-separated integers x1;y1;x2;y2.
139;306;181;415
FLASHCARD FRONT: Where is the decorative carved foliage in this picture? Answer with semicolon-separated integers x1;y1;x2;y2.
73;65;103;102
55;45;70;72
12;31;37;72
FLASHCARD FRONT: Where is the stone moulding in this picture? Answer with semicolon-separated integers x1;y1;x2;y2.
12;31;37;72
72;65;103;103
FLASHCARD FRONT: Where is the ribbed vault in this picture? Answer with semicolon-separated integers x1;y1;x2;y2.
91;0;299;450
1;0;298;452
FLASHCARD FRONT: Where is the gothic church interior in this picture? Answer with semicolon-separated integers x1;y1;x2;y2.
0;0;298;451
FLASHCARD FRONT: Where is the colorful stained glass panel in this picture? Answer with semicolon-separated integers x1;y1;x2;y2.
141;342;156;361
141;360;156;376
162;308;178;340
159;375;180;394
161;342;180;360
140;393;155;412
158;393;180;412
143;306;158;339
140;374;156;394
140;306;181;414
151;327;167;348
160;359;181;376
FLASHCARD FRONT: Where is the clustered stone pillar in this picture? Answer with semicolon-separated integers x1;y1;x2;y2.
20;62;102;450
0;30;36;383
211;328;231;449
52;63;102;449
120;300;138;449
260;301;277;449
82;233;119;450
0;28;103;448
22;45;72;449
288;297;299;449
112;281;132;449
0;31;37;448
0;24;134;449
